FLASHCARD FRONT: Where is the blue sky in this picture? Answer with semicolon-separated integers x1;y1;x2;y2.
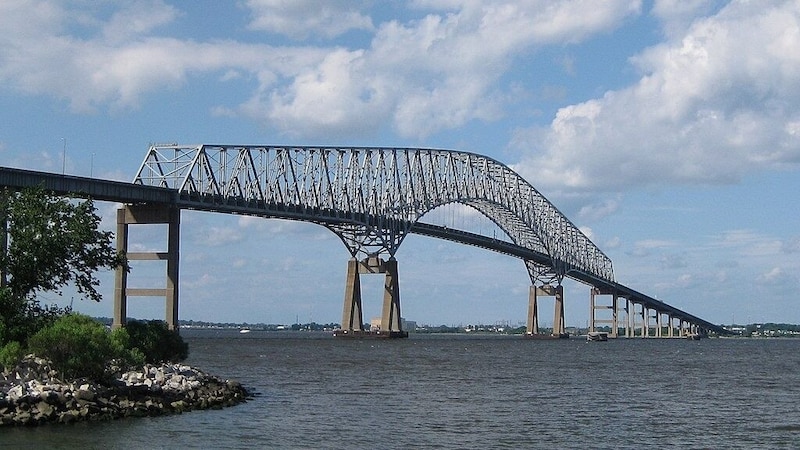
1;0;798;327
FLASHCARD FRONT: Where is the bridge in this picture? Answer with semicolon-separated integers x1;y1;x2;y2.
0;144;727;338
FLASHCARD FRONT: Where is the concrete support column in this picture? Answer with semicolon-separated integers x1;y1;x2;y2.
380;258;402;333
656;312;663;338
526;285;564;337
113;208;128;329
590;288;619;338
626;300;633;338
166;207;180;330
340;257;364;331
112;204;181;330
553;285;565;337
527;286;540;334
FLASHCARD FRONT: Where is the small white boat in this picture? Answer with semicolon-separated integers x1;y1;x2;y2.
239;328;251;334
587;331;608;342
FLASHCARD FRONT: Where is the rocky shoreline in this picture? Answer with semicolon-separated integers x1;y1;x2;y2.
0;356;249;426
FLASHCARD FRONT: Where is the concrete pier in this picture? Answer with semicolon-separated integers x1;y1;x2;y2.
113;205;180;330
335;255;408;338
340;258;364;332
525;285;568;339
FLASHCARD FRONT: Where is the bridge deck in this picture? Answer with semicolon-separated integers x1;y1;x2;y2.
0;166;727;335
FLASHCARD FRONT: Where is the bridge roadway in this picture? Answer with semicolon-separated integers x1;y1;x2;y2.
0;166;727;336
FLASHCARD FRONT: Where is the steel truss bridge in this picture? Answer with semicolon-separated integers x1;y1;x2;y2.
0;144;727;338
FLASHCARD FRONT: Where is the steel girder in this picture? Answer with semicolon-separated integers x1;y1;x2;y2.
134;144;615;283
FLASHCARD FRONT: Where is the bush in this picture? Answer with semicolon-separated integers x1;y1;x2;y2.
125;320;189;364
27;314;123;379
0;341;23;371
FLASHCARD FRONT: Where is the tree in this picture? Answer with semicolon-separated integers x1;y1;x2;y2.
0;187;127;345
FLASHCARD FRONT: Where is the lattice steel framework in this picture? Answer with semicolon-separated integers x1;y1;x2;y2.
134;144;614;284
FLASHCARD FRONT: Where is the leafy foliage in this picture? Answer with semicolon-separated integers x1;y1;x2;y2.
27;314;128;379
0;340;23;371
125;320;189;364
1;187;125;302
0;187;126;346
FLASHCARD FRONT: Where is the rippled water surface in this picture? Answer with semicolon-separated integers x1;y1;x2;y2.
3;331;800;448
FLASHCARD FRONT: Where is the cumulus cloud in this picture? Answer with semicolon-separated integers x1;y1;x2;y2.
513;0;800;194
651;0;724;38
0;1;641;140
0;0;326;112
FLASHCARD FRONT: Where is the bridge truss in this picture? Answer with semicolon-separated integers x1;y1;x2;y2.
134;144;614;286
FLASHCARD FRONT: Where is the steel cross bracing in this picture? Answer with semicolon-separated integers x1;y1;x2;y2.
134;144;615;284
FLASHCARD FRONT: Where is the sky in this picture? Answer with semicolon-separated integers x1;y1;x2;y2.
0;0;798;327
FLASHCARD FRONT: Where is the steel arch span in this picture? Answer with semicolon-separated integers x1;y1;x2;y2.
134;144;614;284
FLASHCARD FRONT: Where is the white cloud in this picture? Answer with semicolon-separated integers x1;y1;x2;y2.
784;236;800;253
604;236;621;249
628;239;674;257
244;0;374;40
577;197;620;221
652;0;723;38
756;267;792;285
513;0;800;194
0;1;643;140
100;1;180;43
0;1;326;112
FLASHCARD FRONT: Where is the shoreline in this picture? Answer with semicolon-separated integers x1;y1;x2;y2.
0;356;249;426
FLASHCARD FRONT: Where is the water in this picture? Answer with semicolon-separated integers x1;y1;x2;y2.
3;331;800;448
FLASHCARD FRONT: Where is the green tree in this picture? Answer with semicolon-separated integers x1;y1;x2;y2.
0;187;126;346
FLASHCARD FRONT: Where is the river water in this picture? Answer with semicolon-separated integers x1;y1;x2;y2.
3;331;799;449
